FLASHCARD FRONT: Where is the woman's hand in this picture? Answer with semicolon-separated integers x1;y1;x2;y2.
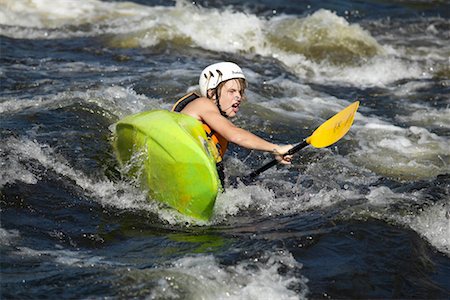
272;144;294;165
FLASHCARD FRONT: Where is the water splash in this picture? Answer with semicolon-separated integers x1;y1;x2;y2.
350;119;450;181
0;0;433;87
0;85;160;118
363;185;450;255
115;250;309;299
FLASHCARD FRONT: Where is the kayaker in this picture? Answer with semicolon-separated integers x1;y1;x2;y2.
172;61;293;183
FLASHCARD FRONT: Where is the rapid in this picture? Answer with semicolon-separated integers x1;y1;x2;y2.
1;0;449;298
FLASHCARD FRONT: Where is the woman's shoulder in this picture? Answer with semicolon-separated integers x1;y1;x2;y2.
193;96;212;103
179;95;217;119
189;96;216;109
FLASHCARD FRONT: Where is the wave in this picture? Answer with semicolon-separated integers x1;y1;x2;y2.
0;85;161;117
364;185;450;255
350;118;450;181
1;0;445;87
113;250;309;299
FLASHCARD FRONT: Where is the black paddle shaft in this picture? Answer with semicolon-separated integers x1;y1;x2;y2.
242;140;308;183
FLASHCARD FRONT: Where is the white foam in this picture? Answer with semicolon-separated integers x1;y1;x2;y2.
396;106;450;130
1;0;440;87
366;186;418;206
152;6;420;87
143;251;308;300
406;202;450;255
0;0;116;28
315;56;424;87
13;245;114;267
391;81;432;97
263;10;425;87
350;115;450;180
211;154;373;221
0;136;218;225
0;0;152;39
81;85;161;118
363;186;450;255
257;76;350;117
0;228;21;246
1;136;152;210
0;152;39;187
0;85;159;118
213;185;259;219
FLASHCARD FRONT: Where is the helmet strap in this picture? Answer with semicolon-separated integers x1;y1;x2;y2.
214;87;228;118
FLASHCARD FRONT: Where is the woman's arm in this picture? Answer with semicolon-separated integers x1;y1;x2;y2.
183;98;293;163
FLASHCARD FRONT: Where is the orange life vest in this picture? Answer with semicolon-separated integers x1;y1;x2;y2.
172;92;229;162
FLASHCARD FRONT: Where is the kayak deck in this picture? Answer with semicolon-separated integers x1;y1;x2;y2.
113;110;221;220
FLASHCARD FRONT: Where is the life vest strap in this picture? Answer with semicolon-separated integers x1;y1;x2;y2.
171;92;200;112
172;92;228;161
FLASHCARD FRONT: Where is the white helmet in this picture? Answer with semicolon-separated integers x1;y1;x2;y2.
199;62;246;97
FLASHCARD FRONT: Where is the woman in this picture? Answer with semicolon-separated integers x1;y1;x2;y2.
172;62;293;183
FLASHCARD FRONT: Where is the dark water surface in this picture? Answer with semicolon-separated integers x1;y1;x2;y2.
1;0;449;299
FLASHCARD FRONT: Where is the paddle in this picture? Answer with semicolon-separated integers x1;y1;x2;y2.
241;101;360;183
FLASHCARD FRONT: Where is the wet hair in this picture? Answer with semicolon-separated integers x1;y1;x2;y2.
207;78;246;101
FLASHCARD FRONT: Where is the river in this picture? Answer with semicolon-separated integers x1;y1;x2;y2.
1;0;449;298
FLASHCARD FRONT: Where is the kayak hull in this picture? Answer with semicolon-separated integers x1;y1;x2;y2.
113;110;221;220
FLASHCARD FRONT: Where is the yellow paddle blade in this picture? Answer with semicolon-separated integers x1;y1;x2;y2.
306;101;359;148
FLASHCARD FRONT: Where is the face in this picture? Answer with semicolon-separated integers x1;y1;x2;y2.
217;79;243;118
